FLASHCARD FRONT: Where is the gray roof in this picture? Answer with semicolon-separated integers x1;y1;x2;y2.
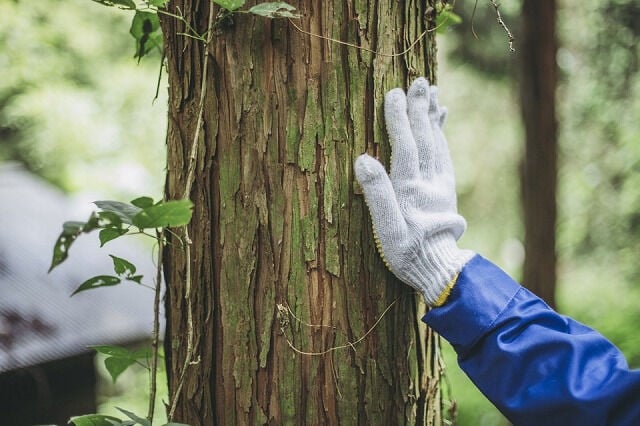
0;163;160;372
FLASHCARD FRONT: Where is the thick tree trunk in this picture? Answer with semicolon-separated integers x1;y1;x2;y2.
161;1;442;424
520;0;558;308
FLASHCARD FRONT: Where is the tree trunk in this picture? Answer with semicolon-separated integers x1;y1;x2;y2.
520;0;558;308
160;1;443;424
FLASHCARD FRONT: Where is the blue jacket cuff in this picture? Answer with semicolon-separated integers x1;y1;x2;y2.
422;254;522;354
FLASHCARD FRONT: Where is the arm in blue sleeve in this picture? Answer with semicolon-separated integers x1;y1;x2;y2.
423;255;640;426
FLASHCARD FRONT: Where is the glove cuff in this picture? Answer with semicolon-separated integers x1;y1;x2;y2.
399;233;474;306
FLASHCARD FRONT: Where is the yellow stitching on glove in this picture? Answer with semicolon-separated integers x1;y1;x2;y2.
433;272;459;307
372;226;392;270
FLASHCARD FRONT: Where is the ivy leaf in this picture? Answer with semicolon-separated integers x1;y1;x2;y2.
249;2;300;18
94;201;142;224
130;11;163;61
99;227;129;247
71;275;121;296
132;200;193;228
90;0;136;9
109;254;137;276
68;414;124;426
116;408;151;426
130;196;155;208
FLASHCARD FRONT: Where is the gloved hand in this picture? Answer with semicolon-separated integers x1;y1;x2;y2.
355;77;474;306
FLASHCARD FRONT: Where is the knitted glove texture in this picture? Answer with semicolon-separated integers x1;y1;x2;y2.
355;78;474;306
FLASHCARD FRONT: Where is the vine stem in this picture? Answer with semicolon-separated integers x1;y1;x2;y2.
147;231;164;423
167;2;215;421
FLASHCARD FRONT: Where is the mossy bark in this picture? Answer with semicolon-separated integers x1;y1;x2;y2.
161;1;442;424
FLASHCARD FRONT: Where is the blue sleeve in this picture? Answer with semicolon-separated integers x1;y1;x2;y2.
423;255;640;426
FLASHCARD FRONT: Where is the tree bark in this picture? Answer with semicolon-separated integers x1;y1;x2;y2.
160;1;443;424
520;0;558;308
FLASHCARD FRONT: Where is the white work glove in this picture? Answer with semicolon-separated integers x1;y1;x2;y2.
355;78;474;306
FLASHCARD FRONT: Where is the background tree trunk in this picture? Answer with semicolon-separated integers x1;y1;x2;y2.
520;0;558;308
160;1;443;424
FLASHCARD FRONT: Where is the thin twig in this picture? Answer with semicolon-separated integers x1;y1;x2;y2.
147;231;164;423
284;298;398;356
284;302;336;329
287;18;443;58
167;2;215;421
490;0;515;52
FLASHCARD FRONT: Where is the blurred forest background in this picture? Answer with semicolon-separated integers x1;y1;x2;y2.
1;0;639;424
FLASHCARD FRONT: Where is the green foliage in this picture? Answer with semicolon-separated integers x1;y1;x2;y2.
132;200;194;228
130;11;162;62
91;0;136;9
0;0;168;193
435;2;462;34
72;275;123;296
69;411;189;426
92;345;151;383
90;0;165;61
70;414;124;426
49;197;192;283
248;2;301;18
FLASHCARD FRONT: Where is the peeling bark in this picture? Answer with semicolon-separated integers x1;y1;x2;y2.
161;1;442;424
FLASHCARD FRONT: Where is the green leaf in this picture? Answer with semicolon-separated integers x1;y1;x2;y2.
132;200;193;228
116;408;151;426
94;201;142;224
105;357;137;383
248;2;300;18
131;347;152;359
104;357;136;383
436;7;462;34
163;423;192;426
130;11;162;61
49;212;99;272
213;0;246;11
69;414;123;426
109;254;137;276
71;275;121;296
50;224;81;271
90;0;136;9
97;211;124;228
146;0;168;6
130;196;155;208
99;227;129;247
127;274;144;284
91;346;151;384
91;345;135;358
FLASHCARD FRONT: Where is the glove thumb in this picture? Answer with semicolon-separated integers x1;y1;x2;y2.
354;154;407;246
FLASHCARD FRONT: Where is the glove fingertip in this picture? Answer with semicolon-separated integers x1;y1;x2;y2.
439;106;448;128
384;88;407;116
407;77;430;99
354;154;386;185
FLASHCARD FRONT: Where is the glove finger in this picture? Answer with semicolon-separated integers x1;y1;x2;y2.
438;106;448;129
384;88;420;182
354;154;408;244
428;86;455;176
407;77;438;178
